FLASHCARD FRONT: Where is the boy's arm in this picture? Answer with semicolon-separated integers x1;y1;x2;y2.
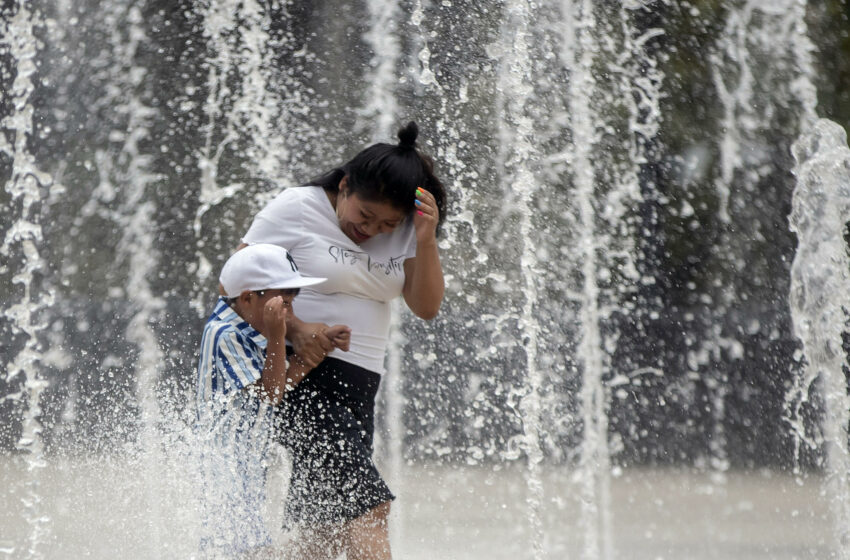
257;298;325;405
259;348;312;405
282;354;311;390
257;297;289;405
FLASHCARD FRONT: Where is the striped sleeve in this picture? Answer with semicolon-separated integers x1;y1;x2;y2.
215;328;264;391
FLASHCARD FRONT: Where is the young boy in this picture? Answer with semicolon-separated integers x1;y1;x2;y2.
195;243;349;558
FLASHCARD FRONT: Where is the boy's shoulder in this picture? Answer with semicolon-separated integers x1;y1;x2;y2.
204;298;235;326
202;311;237;338
202;299;265;353
203;301;246;342
197;301;267;396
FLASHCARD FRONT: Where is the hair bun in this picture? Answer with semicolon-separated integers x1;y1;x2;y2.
397;121;418;149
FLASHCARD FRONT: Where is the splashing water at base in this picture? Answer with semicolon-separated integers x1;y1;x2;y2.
0;457;836;559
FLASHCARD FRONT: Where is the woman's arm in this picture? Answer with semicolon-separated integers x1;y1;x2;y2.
402;187;445;320
285;314;347;367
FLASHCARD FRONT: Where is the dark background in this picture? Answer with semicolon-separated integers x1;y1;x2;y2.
2;0;849;472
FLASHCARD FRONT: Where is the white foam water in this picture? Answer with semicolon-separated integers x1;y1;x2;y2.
789;118;850;558
2;4;56;558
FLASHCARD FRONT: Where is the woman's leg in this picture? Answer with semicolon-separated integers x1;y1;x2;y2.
344;501;392;560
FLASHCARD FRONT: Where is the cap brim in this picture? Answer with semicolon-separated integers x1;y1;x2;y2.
267;276;327;290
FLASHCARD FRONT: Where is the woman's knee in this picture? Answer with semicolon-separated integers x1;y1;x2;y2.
351;500;392;529
344;502;393;560
371;500;391;520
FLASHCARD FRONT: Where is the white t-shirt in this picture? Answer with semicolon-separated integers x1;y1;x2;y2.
243;186;417;373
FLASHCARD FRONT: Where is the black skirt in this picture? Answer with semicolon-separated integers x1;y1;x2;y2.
276;357;395;526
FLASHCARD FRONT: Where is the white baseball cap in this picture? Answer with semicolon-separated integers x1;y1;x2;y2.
219;243;326;297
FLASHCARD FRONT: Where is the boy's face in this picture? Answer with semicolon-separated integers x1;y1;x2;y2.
236;289;296;336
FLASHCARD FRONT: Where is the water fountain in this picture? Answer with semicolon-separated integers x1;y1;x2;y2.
2;3;55;556
789;118;850;558
2;1;847;558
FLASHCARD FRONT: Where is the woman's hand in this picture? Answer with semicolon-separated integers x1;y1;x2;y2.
413;187;439;245
403;186;445;320
288;320;351;368
290;322;334;368
325;324;352;352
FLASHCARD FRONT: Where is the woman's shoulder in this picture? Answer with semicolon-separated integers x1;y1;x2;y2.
268;184;315;201
247;187;330;246
271;184;328;206
261;185;320;214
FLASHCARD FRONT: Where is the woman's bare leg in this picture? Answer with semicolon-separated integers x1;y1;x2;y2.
283;523;346;560
344;501;392;560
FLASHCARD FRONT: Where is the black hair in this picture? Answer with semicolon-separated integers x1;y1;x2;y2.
308;121;448;235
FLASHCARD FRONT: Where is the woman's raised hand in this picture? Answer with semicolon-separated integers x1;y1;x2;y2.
413;187;439;244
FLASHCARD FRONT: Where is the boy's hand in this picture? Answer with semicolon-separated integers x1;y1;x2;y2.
325;324;352;352
264;296;288;343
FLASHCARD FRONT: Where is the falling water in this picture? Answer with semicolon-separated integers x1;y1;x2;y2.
1;3;56;558
784;1;818;130
711;1;756;226
200;0;291;184
561;1;614;556
102;5;166;553
193;0;293;306
495;3;547;558
697;0;820;488
359;0;406;544
712;0;819;227
705;1;767;485
358;0;402;138
789;118;850;558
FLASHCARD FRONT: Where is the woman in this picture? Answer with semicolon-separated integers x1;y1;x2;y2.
240;121;446;559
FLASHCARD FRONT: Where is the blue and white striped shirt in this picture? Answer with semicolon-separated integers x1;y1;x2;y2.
195;297;276;555
196;297;269;407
